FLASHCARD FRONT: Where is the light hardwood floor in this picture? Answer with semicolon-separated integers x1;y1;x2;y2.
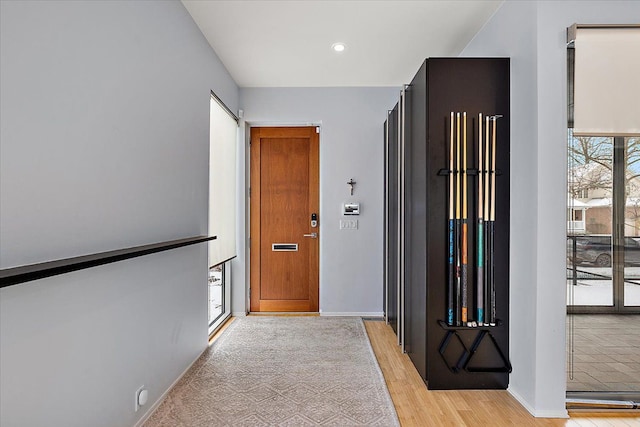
364;320;640;427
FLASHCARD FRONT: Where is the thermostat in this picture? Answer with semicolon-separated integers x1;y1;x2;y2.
343;203;360;215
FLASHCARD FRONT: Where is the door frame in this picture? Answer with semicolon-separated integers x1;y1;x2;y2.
246;123;321;313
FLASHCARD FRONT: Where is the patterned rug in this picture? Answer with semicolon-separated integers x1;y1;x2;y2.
144;316;399;426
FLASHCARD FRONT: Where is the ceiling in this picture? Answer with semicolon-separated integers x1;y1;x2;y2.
181;1;502;88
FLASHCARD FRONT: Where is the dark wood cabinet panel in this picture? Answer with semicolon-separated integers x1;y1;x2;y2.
386;102;400;335
386;58;510;390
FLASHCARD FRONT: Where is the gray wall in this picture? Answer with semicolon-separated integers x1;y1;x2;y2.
0;1;238;426
235;88;399;315
461;0;640;417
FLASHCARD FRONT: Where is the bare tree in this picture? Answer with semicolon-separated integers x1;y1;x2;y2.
568;136;640;198
569;136;640;235
568;136;612;198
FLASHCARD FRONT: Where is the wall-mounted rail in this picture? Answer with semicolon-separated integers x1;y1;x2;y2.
0;235;216;288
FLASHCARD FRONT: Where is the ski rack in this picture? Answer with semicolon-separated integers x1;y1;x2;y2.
437;320;512;374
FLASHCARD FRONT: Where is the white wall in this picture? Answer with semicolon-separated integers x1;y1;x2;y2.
0;1;238;426
460;0;541;415
461;0;640;417
234;88;399;315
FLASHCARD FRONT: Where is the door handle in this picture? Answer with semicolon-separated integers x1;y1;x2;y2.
303;233;318;238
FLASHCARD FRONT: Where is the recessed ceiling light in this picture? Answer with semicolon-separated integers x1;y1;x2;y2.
332;42;346;53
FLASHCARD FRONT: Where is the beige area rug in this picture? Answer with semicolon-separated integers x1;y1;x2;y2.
144;316;400;426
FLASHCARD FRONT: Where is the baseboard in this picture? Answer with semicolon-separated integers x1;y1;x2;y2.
231;311;247;317
134;346;208;427
320;312;384;317
532;409;570;418
508;388;569;419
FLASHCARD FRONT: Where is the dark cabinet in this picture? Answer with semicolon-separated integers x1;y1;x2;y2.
385;58;510;389
385;102;400;336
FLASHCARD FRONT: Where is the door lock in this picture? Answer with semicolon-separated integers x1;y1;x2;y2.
311;213;318;228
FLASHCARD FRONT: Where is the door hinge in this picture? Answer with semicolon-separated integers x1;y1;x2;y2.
249;187;251;197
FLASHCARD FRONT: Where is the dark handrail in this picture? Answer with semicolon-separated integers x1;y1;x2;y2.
0;235;216;288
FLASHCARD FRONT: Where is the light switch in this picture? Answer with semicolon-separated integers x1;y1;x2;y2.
340;219;358;230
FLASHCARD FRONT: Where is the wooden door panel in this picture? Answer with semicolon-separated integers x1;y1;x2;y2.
250;127;319;312
261;137;309;300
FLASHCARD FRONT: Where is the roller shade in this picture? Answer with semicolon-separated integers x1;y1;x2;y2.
572;25;640;136
208;93;238;267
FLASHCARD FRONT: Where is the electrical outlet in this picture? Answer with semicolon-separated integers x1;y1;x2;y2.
340;219;358;230
135;385;146;412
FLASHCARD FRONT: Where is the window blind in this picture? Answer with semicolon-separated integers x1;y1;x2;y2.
208;93;238;267
573;26;640;136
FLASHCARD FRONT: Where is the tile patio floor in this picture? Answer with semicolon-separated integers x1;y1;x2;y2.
566;314;640;392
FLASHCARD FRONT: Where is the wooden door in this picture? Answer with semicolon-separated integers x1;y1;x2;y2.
250;127;319;312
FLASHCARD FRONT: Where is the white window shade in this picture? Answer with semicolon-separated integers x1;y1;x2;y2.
209;95;238;267
573;26;640;136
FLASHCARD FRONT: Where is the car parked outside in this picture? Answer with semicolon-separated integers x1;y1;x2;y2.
567;235;640;267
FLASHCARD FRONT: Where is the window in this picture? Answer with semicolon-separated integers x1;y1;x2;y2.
208;262;226;329
208;92;238;335
572;210;583;221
